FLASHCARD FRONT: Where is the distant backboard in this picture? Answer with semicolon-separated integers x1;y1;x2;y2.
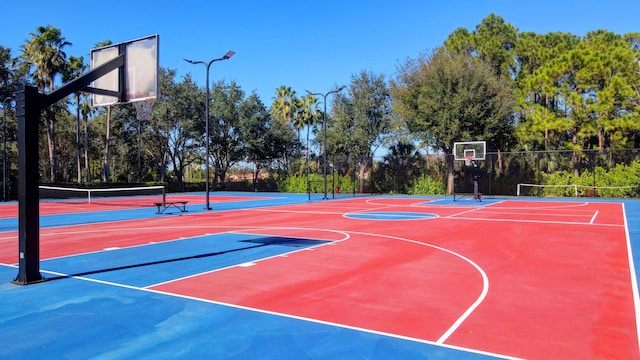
90;34;159;107
453;141;486;160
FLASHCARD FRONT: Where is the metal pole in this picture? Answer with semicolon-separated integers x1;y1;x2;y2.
184;51;234;211
76;93;81;184
137;116;141;182
84;111;89;183
2;97;9;201
305;86;346;200
322;99;327;199
306;118;310;201
2;102;5;201
204;62;211;210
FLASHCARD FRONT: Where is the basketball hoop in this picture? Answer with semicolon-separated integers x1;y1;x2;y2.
464;155;472;167
134;98;155;121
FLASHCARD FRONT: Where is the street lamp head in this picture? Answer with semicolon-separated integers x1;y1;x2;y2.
183;58;197;64
338;85;347;91
223;51;235;60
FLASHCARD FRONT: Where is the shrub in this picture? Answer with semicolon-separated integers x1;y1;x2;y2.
408;175;446;195
542;162;640;198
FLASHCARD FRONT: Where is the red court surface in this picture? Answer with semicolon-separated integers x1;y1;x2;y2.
150;199;638;359
1;196;638;359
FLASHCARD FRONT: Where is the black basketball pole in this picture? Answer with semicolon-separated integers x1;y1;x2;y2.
13;55;125;285
12;86;43;285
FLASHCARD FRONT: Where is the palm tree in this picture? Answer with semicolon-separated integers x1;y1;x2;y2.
270;85;297;123
62;55;89;183
20;25;71;182
270;85;301;155
298;94;320;162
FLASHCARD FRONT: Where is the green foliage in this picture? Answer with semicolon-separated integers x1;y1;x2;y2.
541;162;640;197
374;142;426;194
281;173;357;194
408;175;446;195
391;48;516;154
330;71;393;193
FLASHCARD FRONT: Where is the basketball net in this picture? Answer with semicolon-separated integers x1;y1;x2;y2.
134;99;156;121
464;155;472;167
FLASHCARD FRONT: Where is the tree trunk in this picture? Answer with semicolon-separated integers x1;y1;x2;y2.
45;109;56;182
103;106;111;183
159;148;167;182
572;131;580;177
252;160;261;192
358;162;366;193
84;112;89;183
447;155;455;195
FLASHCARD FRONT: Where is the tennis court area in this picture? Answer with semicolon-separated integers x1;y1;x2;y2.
0;191;639;359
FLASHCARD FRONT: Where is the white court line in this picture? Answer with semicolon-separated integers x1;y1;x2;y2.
129;224;490;347
472;210;598;220
252;208;348;215
0;261;519;358
330;229;490;346
146;227;351;288
492;201;590;210
445;216;622;227
622;203;640;349
145;286;522;360
446;206;485;218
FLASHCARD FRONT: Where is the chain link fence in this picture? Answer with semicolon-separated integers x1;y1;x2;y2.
216;149;640;199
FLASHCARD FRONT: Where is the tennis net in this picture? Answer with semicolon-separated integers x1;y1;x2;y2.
39;185;166;207
517;183;639;198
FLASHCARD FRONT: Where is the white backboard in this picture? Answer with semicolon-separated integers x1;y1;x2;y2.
90;34;159;107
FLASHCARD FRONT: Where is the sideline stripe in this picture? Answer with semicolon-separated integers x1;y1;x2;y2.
622;203;640;349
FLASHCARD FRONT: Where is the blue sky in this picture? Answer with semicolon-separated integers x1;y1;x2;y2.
2;0;639;107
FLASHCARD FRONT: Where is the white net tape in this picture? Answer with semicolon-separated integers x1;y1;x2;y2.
517;183;638;197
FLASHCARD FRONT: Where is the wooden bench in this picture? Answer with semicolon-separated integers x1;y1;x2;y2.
154;201;189;214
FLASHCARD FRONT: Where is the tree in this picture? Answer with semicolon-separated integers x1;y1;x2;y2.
0;46;13;98
209;80;245;187
160;71;205;183
377;142;425;193
62;55;87;183
391;48;515;194
238;93;273;189
297;93;321;170
330;70;393;193
445;13;518;78
20;25;72;182
516;30;640;175
270;85;301;156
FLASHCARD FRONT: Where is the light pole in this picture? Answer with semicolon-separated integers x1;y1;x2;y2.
184;51;235;210
2;97;11;202
306;86;346;200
